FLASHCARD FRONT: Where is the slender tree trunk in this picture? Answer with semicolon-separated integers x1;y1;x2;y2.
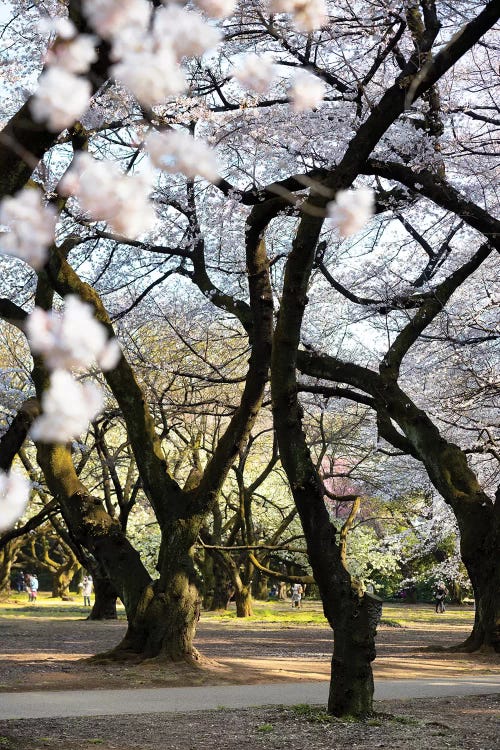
235;585;253;617
89;575;118;620
0;541;19;596
51;558;81;599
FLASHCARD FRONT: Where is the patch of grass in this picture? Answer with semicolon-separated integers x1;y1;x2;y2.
256;724;274;733
0;737;14;749
0;592;126;621
290;704;337;724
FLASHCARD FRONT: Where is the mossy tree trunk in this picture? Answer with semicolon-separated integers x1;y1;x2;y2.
89;574;118;620
51;556;81;598
0;539;22;597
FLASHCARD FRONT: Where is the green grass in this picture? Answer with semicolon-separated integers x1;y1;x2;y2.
256;723;274;733
0;591;126;620
0;593;475;630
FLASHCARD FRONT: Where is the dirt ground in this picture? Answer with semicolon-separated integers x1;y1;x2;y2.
0;601;498;749
0;602;498;692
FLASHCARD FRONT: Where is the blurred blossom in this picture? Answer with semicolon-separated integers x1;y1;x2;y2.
0;471;30;533
327;189;375;237
268;0;328;32
154;6;222;58
45;34;98;74
0;189;57;269
147;130;220;183
30;67;91;131
233;54;275;94
31;370;104;443
289;70;325;111
27;296;121;373
59;153;156;238
195;0;237;18
82;0;150;40
112;42;186;106
38;17;79;39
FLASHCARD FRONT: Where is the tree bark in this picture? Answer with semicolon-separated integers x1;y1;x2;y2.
0;540;21;597
51;557;80;599
89;575;118;620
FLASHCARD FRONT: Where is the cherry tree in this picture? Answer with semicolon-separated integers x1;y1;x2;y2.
0;0;498;719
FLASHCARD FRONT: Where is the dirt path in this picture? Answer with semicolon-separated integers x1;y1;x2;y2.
0;603;498;692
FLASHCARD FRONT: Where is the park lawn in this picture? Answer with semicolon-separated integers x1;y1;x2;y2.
0;591;475;629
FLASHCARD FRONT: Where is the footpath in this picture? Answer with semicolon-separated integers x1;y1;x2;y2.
0;675;499;720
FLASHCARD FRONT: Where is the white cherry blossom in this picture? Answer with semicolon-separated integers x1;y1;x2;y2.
327;188;375;237
45;35;98;74
112;43;186;106
26;296;121;373
289;70;325;111
233;54;276;94
146;130;220;183
59;153;156;238
82;0;150;40
195;0;237;19
268;0;328;31
38;17;78;40
154;5;222;59
0;189;57;269
31;370;104;444
30;67;92;131
0;470;30;532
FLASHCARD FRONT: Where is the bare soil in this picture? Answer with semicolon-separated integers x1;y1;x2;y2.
0;603;497;692
0;694;498;750
0;601;498;749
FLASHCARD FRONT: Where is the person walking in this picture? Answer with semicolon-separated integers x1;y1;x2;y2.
434;581;448;613
80;575;93;607
291;582;303;608
29;574;39;604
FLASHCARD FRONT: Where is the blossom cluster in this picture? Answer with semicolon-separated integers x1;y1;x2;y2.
25;295;121;444
31;18;95;131
0;470;30;533
268;0;328;32
30;1;233;129
26;296;121;372
146;130;220;182
59;152;156;238
0;189;57;269
289;71;325;111
31;369;104;444
327;189;375;237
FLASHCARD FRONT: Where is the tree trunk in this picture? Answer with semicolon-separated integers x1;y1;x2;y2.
89;575;118;620
235;586;253;617
455;506;499;652
0;540;21;597
252;571;268;600
111;520;202;661
328;592;382;716
51;558;81;599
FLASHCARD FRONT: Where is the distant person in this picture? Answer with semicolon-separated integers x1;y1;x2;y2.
269;584;278;600
433;581;448;613
291;582;303;608
79;575;93;607
29;574;39;603
14;571;24;593
278;581;287;600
